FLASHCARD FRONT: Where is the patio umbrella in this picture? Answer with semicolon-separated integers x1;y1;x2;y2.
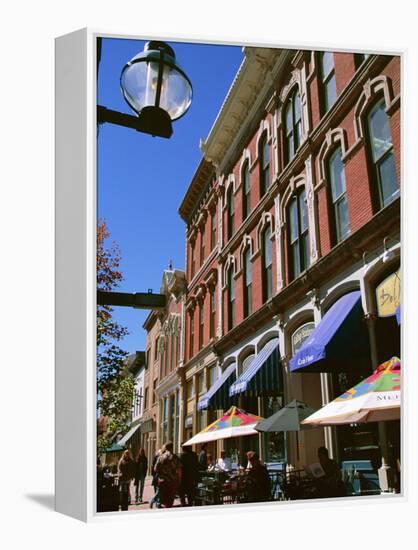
302;357;401;426
254;400;317;461
184;406;263;446
254;400;316;433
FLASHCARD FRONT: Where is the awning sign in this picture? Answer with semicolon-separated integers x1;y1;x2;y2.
376;270;400;318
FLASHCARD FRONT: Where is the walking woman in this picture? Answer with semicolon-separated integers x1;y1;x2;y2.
134;448;148;504
155;441;181;508
117;449;135;511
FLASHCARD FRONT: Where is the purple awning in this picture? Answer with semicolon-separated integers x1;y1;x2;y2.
289;291;368;373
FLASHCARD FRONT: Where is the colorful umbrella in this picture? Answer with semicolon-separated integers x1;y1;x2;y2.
302;357;401;426
184;406;263;446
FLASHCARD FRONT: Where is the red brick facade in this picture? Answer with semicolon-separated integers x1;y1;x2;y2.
181;51;400;361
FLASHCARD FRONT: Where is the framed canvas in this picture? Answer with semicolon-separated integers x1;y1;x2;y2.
55;28;402;522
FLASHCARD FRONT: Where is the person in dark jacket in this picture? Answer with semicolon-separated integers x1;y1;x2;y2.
117;450;135;510
134;448;148;504
155;441;181;508
245;451;271;503
179;443;199;506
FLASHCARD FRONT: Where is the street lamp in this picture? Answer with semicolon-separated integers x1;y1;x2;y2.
98;40;193;138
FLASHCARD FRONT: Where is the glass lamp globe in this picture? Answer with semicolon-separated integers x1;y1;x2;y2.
120;41;193;137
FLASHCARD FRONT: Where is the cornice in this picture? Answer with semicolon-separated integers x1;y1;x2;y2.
200;48;292;173
155;370;179;397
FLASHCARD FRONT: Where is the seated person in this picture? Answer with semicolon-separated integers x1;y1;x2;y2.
215;450;232;472
207;454;216;472
316;446;345;498
245;451;271;502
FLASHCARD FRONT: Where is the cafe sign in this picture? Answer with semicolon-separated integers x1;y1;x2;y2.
292;322;315;355
376;270;400;318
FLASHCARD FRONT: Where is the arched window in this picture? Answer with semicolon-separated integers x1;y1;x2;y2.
190;241;196;278
200;224;205;266
189;312;194;359
199;302;204;349
366;98;399;210
227;266;235;330
210;287;216;339
354;53;369;70
243;247;252;318
242;160;251;220
261;226;273;302
227;185;234;240
210;208;217;250
288;190;309;280
259;133;270;198
319;51;337;116
284;89;302;164
328;147;350;244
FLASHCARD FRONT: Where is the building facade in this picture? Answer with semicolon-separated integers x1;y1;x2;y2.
139;268;187;467
179;47;400;473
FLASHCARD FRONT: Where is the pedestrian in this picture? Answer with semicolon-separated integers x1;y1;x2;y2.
134;448;148;504
198;443;208;472
117;449;135;511
179;442;199;506
155;441;181;508
150;448;162;509
245;451;271;502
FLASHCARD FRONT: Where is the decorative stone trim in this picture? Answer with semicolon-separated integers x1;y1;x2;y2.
239;148;252;181
255;211;275;253
317;128;349;185
223;173;236;210
194;284;207;304
185;297;196;312
204;268;218;291
255;118;272;162
196;209;208;228
279;174;306;222
238;234;253;273
354;75;395;141
222;254;236;289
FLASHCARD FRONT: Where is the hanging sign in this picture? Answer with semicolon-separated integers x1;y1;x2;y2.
376;269;400;317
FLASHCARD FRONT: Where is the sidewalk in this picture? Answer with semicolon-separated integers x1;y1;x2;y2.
128;476;183;511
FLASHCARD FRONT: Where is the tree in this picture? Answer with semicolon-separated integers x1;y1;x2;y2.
97;220;134;455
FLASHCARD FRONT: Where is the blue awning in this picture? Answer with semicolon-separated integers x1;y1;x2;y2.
197;363;236;411
289;291;370;373
229;338;282;397
396;305;401;325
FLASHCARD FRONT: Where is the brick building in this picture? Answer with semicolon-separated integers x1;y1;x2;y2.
140;267;187;466
179;46;400;475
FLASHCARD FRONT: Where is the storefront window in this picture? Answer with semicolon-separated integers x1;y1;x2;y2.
209;366;218;386
198;371;205;394
186;379;194;400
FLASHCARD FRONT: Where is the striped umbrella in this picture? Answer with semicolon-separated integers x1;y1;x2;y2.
302;357;401;426
184;406;263;446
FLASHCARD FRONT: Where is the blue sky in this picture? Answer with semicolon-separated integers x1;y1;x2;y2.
97;37;243;353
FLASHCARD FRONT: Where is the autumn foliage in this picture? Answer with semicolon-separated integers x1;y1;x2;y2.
97;220;134;454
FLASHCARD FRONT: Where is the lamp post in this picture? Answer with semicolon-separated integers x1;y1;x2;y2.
97;40;193;308
97;40;193;138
